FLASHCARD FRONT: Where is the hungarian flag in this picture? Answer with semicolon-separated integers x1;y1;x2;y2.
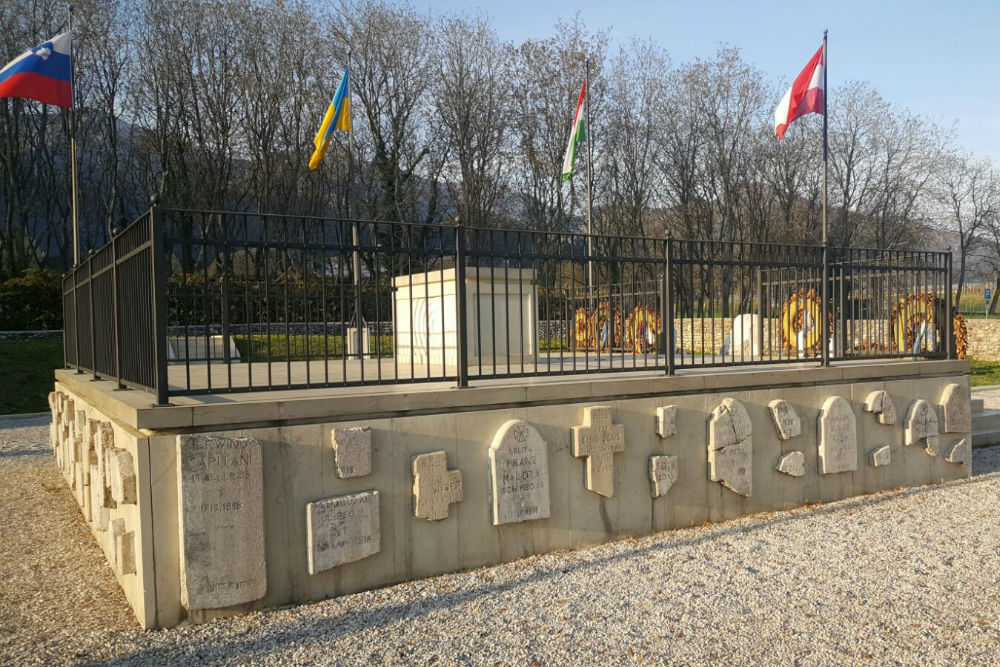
0;32;73;108
774;44;824;139
561;80;586;182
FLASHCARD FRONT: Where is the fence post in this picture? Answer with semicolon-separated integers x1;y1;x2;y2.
821;242;830;367
150;203;170;405
664;236;675;376
111;227;123;388
945;249;953;360
454;224;469;388
74;265;83;374
88;250;98;380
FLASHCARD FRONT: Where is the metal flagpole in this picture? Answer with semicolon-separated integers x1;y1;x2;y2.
68;4;80;266
820;29;830;366
584;56;594;296
347;51;364;361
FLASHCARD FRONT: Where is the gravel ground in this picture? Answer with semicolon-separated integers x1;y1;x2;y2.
1;416;999;667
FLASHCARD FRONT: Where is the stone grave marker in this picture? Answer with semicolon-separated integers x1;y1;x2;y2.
775;451;805;477
863;390;897;425
176;435;266;610
111;518;136;575
905;399;940;456
945;438;970;465
708;398;752;496
768;400;801;440
818;396;857;474
648;455;679;498
940;383;971;434
412;451;463;520
110;449;137;505
89;465;110;531
571;406;626;498
488;420;551;525
331;426;372;478
655;405;677;439
869;444;891;467
306;490;380;574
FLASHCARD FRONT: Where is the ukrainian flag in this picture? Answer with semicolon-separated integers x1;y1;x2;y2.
309;67;351;170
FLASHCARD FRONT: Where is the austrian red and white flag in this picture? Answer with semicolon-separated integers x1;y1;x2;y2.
774;44;824;139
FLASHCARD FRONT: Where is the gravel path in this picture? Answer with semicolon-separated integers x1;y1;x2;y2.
1;416;999;667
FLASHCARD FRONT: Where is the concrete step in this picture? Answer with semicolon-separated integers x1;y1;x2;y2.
973;409;1000;432
973;428;1000;449
972;397;985;414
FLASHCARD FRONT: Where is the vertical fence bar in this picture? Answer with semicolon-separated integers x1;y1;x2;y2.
150;205;169;405
821;242;830;366
945;250;953;360
455;224;469;388
112;227;123;388
665;236;675;375
87;250;98;379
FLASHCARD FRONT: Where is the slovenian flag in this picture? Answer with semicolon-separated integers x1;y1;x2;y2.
309;67;351;170
0;32;73;108
774;44;824;139
561;79;586;183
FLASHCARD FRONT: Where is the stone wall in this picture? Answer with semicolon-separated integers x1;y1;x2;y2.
50;361;971;628
965;319;1000;360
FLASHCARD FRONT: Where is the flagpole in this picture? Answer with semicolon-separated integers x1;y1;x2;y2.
68;4;79;266
584;55;593;296
347;50;364;360
820;29;830;366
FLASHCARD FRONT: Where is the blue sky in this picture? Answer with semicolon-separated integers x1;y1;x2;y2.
414;0;1000;161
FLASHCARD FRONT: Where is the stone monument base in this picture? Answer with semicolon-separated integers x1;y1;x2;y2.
48;359;971;628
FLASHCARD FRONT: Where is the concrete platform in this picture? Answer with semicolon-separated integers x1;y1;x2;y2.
49;358;972;628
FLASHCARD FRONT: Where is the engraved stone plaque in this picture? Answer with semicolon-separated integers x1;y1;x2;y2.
649;455;679;498
869;444;891;467
864;390;897;425
768;400;801;440
571;406;626;497
708;398;752;496
331;426;372;478
488;420;551;525
905;399;940;456
110;449;137;505
306;490;380;574
775;450;805;477
945;438;970;465
412;451;463;520
177;435;266;610
655;405;677;439
818;396;857;474
940;383;971;434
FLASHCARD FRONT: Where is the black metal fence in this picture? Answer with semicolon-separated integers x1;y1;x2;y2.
62;207;953;402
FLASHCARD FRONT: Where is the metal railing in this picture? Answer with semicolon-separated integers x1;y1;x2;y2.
61;206;953;401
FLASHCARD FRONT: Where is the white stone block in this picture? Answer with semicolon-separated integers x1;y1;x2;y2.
488;420;551;525
109;449;137;505
649;455;679;498
111;518;135;575
306;491;380;575
412;451;463;521
176;435;266;610
331;426;372;478
655;405;677;439
768;400;801;440
89;465;110;531
571;406;626;498
940;383;971;434
775;451;805;477
708;398;752;496
869;444;891;467
818;396;857;474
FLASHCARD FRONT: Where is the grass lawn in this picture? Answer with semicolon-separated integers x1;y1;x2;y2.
0;338;64;415
969;358;1000;387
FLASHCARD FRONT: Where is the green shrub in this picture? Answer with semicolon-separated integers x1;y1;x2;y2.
0;269;63;330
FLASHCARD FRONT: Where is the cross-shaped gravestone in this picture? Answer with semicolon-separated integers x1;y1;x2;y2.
572;406;625;497
412;451;463;520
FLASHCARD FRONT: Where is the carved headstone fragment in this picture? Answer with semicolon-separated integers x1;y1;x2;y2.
648;455;679;498
655;405;677;439
869;444;891;467
775;451;805;477
708;398;753;496
412;451;463;521
818;396;858;474
331;426;372;478
768;400;801;440
940;383;972;434
863;390;897;425
905;399;940;456
944;438;970;465
488;420;551;525
306;490;380;574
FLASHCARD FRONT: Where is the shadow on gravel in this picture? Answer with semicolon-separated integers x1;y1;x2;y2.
75;461;1000;667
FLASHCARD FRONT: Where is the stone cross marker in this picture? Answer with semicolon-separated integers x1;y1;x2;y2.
331;426;372;478
488;420;551;525
940;383;971;434
412;451;463;521
818;396;858;474
176;435;266;610
768;400;801;440
571;406;625;498
905;399;940;456
708;398;753;496
306;490;380;574
863;390;897;425
648;455;678;498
